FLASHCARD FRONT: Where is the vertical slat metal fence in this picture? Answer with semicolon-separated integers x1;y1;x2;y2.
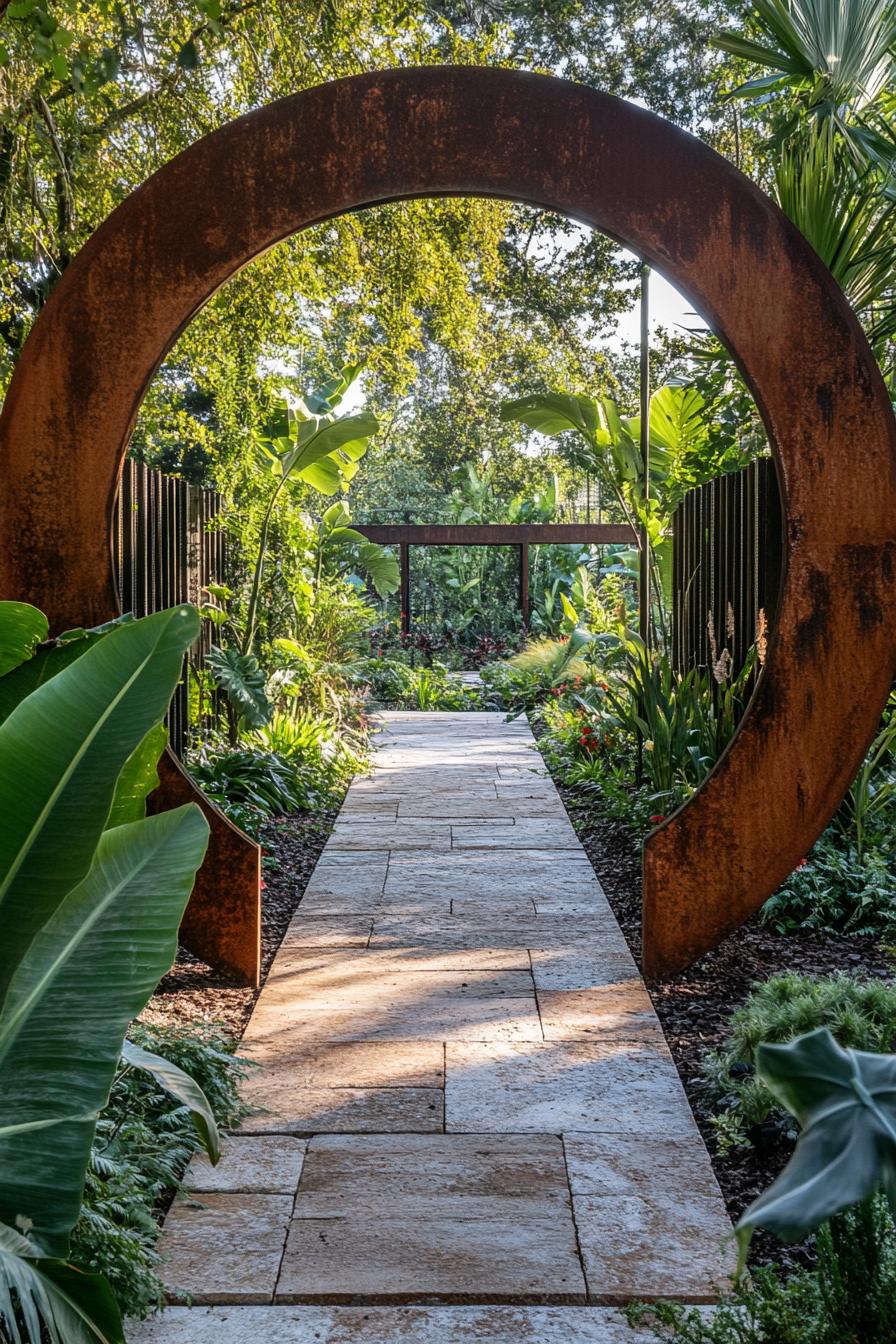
672;457;782;673
113;459;225;758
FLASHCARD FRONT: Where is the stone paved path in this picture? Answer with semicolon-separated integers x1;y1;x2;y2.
133;712;733;1343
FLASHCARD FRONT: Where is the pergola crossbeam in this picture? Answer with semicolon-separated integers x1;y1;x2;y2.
354;522;636;631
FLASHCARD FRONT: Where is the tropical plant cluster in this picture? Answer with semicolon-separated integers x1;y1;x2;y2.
69;1022;245;1322
0;601;226;1344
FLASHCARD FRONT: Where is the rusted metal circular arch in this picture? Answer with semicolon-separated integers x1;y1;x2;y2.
1;68;894;979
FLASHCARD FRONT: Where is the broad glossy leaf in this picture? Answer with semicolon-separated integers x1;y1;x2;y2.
0;805;209;1257
0;603;48;677
649;385;708;454
0;606;199;1007
0;1222;123;1344
501;392;599;437
121;1040;220;1163
736;1028;896;1266
304;361;365;415
206;647;272;729
105;723;168;828
357;542;400;597
298;455;344;495
289;413;378;478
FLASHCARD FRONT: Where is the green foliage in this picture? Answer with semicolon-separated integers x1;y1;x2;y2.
190;746;303;836
762;834;896;937
701;973;896;1151
350;656;492;711
480;632;594;715
0;604;212;1344
627;1265;822;1343
70;1022;247;1322
736;1029;896;1261
252;709;367;799
716;0;896;378
502;383;759;635
316;501;399;599
832;694;896;861
205;646;273;741
242;365;380;655
595;634;756;798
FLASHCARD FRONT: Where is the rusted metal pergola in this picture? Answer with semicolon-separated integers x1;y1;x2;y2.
1;68;894;983
355;523;635;632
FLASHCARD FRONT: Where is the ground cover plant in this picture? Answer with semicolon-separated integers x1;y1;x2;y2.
70;1022;245;1322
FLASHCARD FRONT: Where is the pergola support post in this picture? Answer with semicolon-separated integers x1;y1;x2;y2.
519;542;529;630
399;541;410;638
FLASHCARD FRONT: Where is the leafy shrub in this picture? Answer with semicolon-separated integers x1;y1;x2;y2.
253;709;366;798
763;835;896;937
349;655;417;704
70;1023;247;1321
480;632;594;714
190;745;302;836
349;656;492;711
701;973;896;1150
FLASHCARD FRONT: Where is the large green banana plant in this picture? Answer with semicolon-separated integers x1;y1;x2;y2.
502;384;730;631
242;363;379;654
0;602;213;1344
316;501;399;598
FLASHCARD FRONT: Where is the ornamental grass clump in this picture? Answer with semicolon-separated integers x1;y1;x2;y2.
701;972;896;1151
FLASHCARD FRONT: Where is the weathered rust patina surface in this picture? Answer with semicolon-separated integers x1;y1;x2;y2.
1;68;894;979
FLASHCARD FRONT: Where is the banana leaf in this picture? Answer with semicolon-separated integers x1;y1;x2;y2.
0;1222;122;1344
121;1039;220;1163
0;806;209;1258
0;605;199;1008
0;603;48;677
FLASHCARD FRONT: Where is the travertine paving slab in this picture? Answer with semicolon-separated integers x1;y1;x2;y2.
237;1039;444;1083
239;1084;444;1133
537;987;662;1041
127;1305;660;1342
398;796;563;818
328;821;451;850
563;1134;721;1198
278;917;372;947
278;1135;585;1302
184;1137;306;1193
446;1042;695;1134
295;1134;573;1215
574;1194;735;1302
529;949;639;988
451;820;579;849
158;1194;292;1303
156;712;729;1314
244;998;545;1042
278;1215;586;1303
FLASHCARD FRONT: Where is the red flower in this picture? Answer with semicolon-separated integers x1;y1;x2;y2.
649;814;666;824
797;858;808;868
260;879;266;890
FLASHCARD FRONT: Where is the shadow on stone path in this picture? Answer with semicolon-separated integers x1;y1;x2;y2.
131;712;732;1342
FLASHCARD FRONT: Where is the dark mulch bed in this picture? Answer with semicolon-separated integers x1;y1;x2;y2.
557;780;893;1269
141;805;338;1039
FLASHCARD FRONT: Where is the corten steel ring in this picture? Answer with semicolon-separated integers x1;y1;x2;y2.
1;68;895;981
